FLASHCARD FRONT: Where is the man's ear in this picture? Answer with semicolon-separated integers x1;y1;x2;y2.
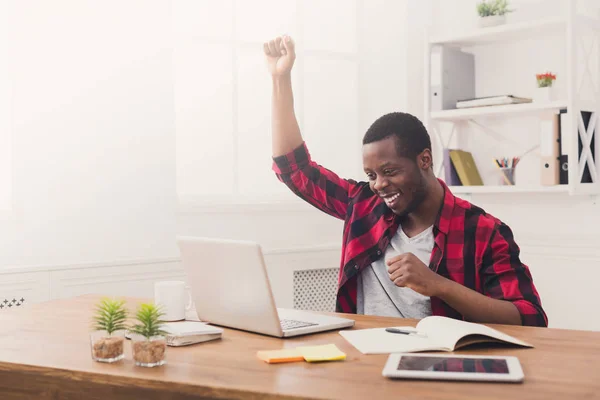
418;149;433;170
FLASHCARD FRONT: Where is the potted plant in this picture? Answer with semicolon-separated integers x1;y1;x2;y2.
534;72;557;102
477;0;512;27
90;298;128;363
129;303;168;367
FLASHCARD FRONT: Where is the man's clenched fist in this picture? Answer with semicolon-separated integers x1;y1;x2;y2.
263;35;296;77
386;252;446;297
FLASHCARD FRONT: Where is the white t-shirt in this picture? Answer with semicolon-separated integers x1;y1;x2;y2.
357;224;434;318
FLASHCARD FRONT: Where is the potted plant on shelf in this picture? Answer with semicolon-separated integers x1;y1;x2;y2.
129;303;168;367
477;0;512;27
534;72;557;102
90;298;128;363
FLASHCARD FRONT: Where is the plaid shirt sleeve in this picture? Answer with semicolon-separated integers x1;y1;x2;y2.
481;222;548;327
272;142;363;220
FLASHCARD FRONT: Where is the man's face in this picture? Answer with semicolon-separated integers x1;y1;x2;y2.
362;136;428;216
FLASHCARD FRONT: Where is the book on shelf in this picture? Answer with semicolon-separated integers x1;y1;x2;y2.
448;150;484;186
443;148;462;186
456;95;532;109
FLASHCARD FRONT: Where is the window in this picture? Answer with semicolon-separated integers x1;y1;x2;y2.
173;0;361;208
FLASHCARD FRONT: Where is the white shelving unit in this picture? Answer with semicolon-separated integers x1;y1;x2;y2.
450;185;569;195
424;2;600;197
430;100;568;122
429;17;565;46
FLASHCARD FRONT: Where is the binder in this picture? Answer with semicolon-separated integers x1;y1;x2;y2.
580;111;595;184
558;109;569;184
430;46;475;111
558;110;596;184
539;113;560;185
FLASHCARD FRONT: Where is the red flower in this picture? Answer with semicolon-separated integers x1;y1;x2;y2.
536;72;556;80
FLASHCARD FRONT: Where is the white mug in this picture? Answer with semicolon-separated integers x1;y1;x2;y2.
154;280;192;321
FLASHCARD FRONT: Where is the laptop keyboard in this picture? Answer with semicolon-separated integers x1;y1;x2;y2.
280;318;318;330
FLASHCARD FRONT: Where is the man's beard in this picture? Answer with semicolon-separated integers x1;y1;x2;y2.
395;175;428;218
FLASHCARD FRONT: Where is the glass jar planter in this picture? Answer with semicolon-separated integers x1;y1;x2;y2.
131;334;167;367
90;330;125;363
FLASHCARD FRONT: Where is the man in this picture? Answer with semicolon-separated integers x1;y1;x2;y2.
263;35;547;327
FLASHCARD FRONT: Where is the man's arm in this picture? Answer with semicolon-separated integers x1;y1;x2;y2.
435;275;523;325
386;253;523;325
263;35;303;157
478;223;548;327
265;35;364;220
387;223;547;326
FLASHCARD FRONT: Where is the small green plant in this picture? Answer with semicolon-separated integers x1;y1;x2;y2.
91;298;128;336
129;303;168;339
477;0;512;17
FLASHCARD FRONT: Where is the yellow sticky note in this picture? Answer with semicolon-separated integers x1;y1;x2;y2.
296;344;346;362
257;348;305;364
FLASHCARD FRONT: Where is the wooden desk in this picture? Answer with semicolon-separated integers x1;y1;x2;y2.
0;295;598;400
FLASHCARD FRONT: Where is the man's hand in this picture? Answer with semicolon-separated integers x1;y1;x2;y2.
386;253;446;297
263;35;296;77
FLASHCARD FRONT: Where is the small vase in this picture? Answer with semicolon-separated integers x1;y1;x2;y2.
131;334;167;367
479;14;506;28
533;86;554;103
90;330;125;363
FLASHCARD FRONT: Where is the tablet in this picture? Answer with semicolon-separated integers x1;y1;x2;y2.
382;353;524;382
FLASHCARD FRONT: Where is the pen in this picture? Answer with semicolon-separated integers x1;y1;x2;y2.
385;328;427;337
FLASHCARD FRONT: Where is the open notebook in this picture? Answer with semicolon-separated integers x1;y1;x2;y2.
339;316;533;354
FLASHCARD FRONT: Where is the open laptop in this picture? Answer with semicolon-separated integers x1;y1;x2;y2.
176;236;355;337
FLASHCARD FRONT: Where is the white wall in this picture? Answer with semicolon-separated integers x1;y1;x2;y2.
0;0;177;267
0;0;12;214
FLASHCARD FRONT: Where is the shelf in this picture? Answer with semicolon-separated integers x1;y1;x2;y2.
430;100;567;121
429;17;565;46
449;185;569;194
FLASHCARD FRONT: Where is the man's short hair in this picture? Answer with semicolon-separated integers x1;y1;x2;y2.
362;112;432;161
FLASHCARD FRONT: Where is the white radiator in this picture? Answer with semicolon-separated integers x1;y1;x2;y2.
293;268;338;312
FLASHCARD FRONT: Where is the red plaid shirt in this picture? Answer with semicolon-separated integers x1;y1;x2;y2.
273;142;547;327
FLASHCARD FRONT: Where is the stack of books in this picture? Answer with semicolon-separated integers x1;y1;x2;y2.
126;321;223;347
456;95;532;109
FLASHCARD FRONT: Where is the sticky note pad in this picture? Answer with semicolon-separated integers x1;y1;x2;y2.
257;348;304;364
296;344;346;362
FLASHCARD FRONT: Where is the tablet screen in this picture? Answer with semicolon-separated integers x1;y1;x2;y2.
397;356;509;374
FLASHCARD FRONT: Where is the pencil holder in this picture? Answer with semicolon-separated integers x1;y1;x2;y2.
498;167;515;185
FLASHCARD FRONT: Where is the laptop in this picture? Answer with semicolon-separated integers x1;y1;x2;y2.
176;236;355;337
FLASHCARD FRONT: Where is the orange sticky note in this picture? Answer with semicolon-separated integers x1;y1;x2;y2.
257;348;305;364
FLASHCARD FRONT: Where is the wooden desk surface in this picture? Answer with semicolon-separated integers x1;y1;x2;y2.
0;295;599;400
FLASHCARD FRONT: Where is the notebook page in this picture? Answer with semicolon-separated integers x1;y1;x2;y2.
416;316;533;350
339;327;449;354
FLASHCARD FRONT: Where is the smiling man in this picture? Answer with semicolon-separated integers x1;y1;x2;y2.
264;35;547;327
